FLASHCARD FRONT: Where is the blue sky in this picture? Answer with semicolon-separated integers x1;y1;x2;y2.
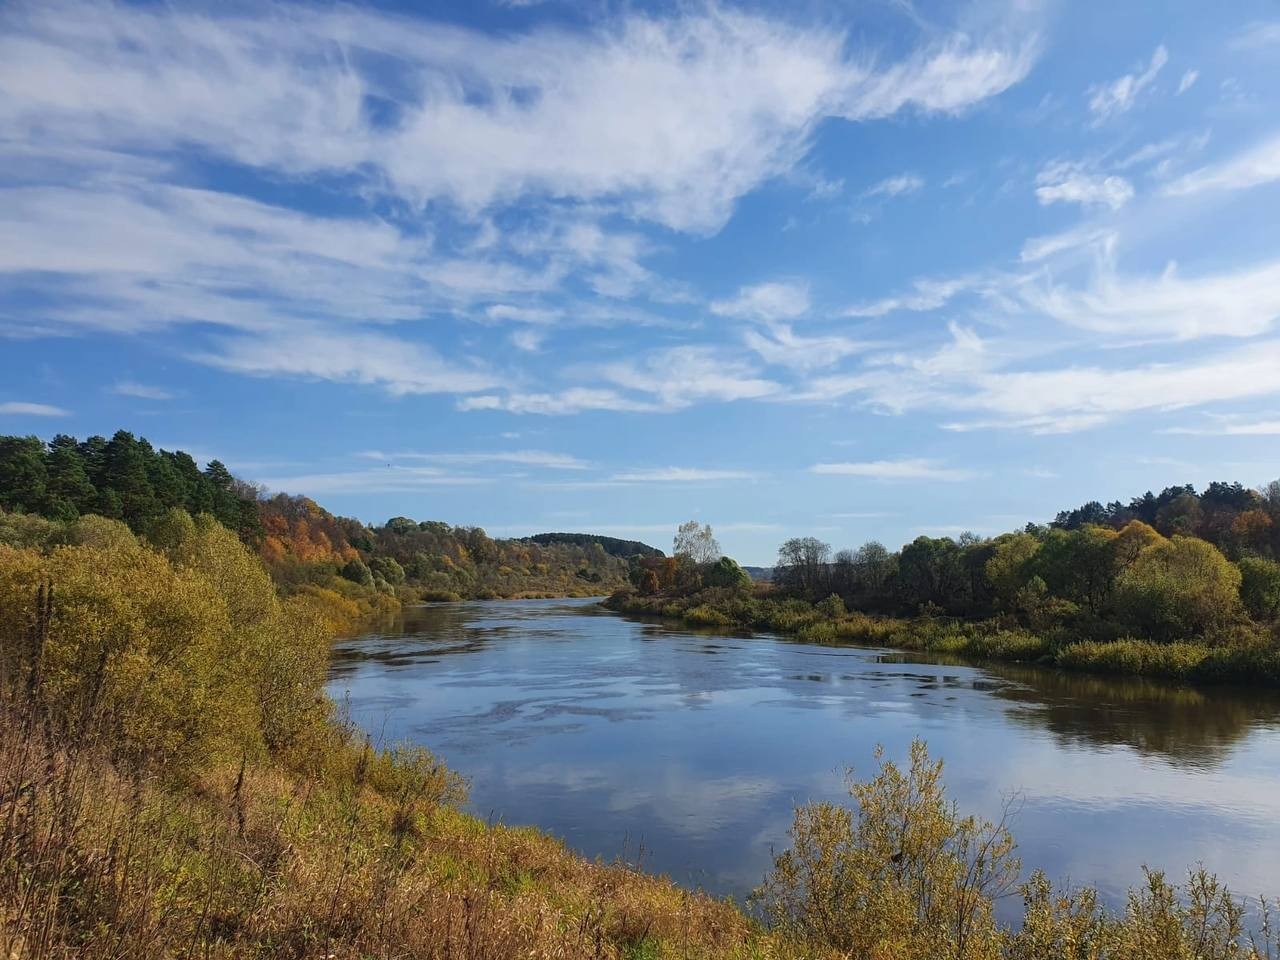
2;0;1280;564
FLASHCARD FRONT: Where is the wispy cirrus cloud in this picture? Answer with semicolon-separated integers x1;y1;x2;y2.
1035;162;1134;210
111;381;175;401
609;467;757;483
194;330;499;397
1161;416;1280;436
0;2;1039;235
1230;21;1280;50
811;459;978;481
255;466;494;495
1163;134;1280;197
0;0;1040;410
842;276;977;317
711;281;810;322
0;401;69;416
358;449;591;469
862;173;925;199
1087;44;1168;122
1018;253;1280;340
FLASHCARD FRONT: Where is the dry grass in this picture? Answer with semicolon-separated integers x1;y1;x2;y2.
0;690;792;960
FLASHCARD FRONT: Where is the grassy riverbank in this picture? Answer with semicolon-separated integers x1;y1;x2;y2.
2;510;1278;958
607;589;1280;686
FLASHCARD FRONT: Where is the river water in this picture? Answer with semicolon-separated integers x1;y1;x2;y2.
328;597;1280;905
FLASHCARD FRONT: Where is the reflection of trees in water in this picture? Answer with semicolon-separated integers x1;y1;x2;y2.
986;662;1280;766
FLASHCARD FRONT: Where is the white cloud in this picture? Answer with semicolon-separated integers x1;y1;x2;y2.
862;173;925;199
1087;45;1168;122
256;466;493;495
1035;163;1133;210
946;341;1280;431
0;3;1039;235
1019;226;1115;263
842;276;976;317
1230;22;1280;50
111;381;175;401
601;345;782;406
711;281;810;321
458;388;662;416
195;330;499;396
510;328;546;352
0;401;69;416
460;344;782;415
801;314;1280;434
1163;134;1280;197
358;449;590;469
811;459;978;481
1176;69;1198;95
1019;255;1280;340
841;34;1039;118
486;304;562;325
1115;131;1210;171
609;467;756;482
1162;417;1280;436
744;324;868;370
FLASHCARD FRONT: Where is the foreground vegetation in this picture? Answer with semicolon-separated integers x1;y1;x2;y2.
0;510;761;959
1;507;1277;957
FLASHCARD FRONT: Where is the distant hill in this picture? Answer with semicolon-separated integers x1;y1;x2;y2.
524;532;664;558
742;565;774;581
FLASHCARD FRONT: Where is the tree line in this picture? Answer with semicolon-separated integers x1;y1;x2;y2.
771;479;1280;644
0;431;647;602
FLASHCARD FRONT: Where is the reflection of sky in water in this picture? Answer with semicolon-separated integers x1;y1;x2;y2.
329;598;1280;907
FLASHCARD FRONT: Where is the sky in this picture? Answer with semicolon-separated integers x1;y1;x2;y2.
2;1;1280;565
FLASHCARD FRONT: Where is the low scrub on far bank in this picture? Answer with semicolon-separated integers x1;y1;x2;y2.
607;587;1280;686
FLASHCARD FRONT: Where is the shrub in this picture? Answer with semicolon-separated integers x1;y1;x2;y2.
1115;536;1243;641
1238;556;1280;621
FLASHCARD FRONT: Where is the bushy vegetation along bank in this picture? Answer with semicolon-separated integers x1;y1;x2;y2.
2;508;1276;958
610;588;1280;685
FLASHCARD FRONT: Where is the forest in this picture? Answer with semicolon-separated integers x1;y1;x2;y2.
612;480;1280;685
0;431;640;607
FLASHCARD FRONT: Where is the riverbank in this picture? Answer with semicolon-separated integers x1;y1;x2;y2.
606;590;1280;686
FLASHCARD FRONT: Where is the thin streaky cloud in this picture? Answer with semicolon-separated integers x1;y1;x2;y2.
810;459;978;481
0;401;69;417
358;450;592;470
112;381;175;401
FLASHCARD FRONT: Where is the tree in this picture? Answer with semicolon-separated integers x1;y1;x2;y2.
854;541;894;598
1032;526;1118;615
898;536;967;613
1116;536;1242;641
777;537;830;597
0;436;48;512
985;533;1040;612
340;557;375;588
704;555;750;590
370;555;406;586
673;520;721;564
43;435;96;519
1238;556;1280;621
100;431;159;526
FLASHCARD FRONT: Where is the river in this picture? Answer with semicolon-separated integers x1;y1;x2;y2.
328;597;1280;906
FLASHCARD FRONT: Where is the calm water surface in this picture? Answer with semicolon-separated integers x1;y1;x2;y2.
328;598;1280;904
